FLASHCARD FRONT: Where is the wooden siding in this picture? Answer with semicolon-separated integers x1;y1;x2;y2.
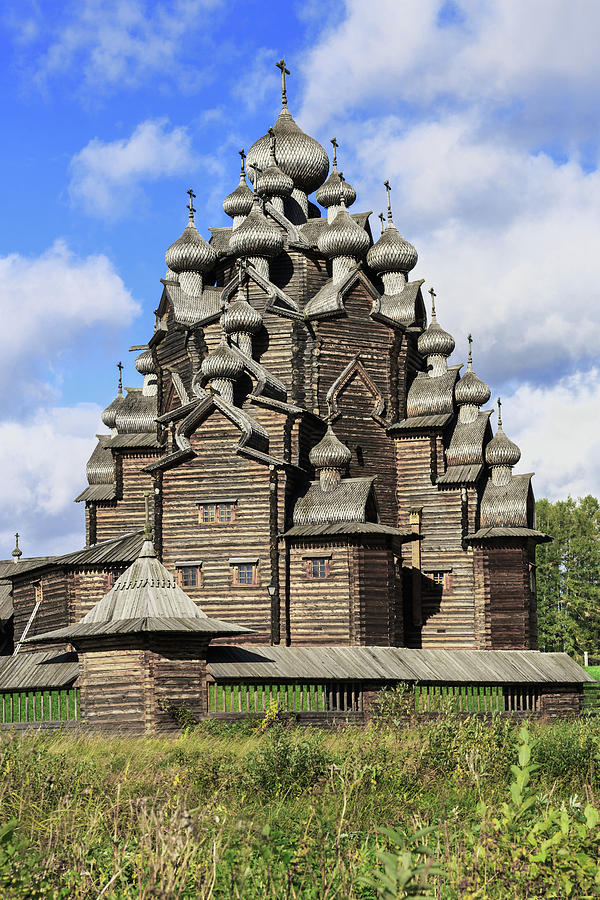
95;451;158;543
352;542;400;646
473;542;535;650
287;540;353;645
80;648;148;732
12;568;68;647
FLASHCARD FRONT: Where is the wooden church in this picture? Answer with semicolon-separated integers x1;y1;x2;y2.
0;62;589;729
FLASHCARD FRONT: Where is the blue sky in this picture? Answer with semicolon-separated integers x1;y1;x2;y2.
1;0;599;556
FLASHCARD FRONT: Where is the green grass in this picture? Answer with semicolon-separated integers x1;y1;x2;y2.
1;715;600;897
584;665;600;681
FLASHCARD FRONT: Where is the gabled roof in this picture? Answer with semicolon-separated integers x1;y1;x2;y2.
0;649;79;691
75;484;117;503
159;281;222;327
480;473;534;529
293;477;376;526
303;268;380;320
389;413;453;432
27;538;252;644
467;526;551;543
371;280;425;328
2;530;145;580
406;366;461;418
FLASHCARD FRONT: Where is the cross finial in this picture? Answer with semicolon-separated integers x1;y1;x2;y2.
117;361;123;394
331;137;338;169
268;126;277;159
248;163;261;193
428;286;437;319
239;149;246;175
497;397;502;428
186;187;196;222
467;333;473;367
143;491;153;541
275;58;290;107
12;532;22;562
384;179;393;222
378;212;385;235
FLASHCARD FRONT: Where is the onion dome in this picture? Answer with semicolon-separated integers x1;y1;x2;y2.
486;398;521;468
134;348;155;376
455;335;491;407
165;190;217;275
101;362;125;429
316;138;356;209
229;195;284;260
11;533;22;562
223;294;263;336
367;180;417;275
309;425;352;470
317;197;370;259
417;288;455;358
246;61;329;195
201;335;244;382
257;129;294;200
223;151;254;220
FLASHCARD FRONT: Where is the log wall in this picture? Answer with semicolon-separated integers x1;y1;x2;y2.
473;541;535;649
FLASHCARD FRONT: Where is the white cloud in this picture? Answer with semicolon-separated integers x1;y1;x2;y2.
0;241;139;408
0;404;103;558
69;118;198;216
22;0;220;96
504;368;600;502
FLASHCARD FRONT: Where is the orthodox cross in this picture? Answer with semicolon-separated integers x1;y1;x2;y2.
249;163;261;192
384;179;393;222
428;286;437;318
268;127;276;158
331;137;338;169
276;58;290;106
186;188;196;221
467;333;473;365
378;212;385;235
239;149;246;175
117;360;123;394
497;397;503;427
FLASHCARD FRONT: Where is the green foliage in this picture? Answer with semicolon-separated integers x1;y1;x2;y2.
243;725;332;796
536;495;600;656
363;827;443;898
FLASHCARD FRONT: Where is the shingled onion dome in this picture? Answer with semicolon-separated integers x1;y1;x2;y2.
417;288;456;377
246;60;329;222
309;424;352;492
201;334;244;405
486;398;521;486
228;192;284;279
316;138;357;223
223;150;254;229
317;196;370;283
165;190;217;296
11;533;22;564
223;276;263;357
367;181;418;295
101;362;125;433
135;347;158;397
455;334;491;424
256;128;294;215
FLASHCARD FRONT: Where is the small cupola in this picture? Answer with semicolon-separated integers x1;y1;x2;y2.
11;532;22;563
367;180;418;295
455;334;491;423
222;265;263;357
316;138;357;223
165;189;217;296
201;333;244;405
317;195;370;283
486;398;521;485
256;128;294;214
309;424;352;492
101;361;125;433
228;168;284;279
223;150;254;229
417;288;455;377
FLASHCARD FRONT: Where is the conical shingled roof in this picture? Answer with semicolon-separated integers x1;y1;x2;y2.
317;199;370;260
246;107;329;195
26;537;252;642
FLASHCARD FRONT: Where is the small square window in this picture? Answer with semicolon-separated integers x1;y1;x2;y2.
238;563;254;584
177;566;201;588
198;502;236;524
218;503;232;523
200;504;216;523
431;571;445;586
310;558;327;579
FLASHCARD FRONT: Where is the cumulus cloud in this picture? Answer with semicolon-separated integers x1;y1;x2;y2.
0;241;139;411
0;404;103;558
69;118;198;216
504;367;600;502
15;0;220;96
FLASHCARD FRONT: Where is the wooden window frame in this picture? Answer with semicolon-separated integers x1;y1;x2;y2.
231;562;260;587
304;557;330;579
425;570;453;592
198;502;237;525
176;565;203;588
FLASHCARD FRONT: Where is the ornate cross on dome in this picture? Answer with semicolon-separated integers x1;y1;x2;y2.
378;212;385;235
117;360;123;394
239;149;246;175
186;188;196;222
276;58;290;107
467;333;473;365
384;179;393;222
248;163;261;193
268;127;276;158
331;137;338;169
497;397;503;427
428;286;437;318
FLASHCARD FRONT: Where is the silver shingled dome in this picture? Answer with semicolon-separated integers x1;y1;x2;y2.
165;220;217;275
317;202;370;260
367;223;418;275
229;197;284;260
246;108;329;195
309;425;352;470
201;336;245;382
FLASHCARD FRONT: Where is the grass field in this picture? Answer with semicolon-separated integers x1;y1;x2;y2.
1;710;600;898
585;665;600;681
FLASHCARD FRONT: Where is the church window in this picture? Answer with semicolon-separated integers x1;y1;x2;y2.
198;501;237;524
431;571;445;585
309;558;328;579
176;561;203;588
229;558;260;586
425;570;453;591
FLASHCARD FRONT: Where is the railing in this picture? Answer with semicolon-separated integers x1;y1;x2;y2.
415;684;540;714
206;682;362;715
0;688;80;724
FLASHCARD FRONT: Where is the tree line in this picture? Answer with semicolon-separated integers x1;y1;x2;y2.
536;496;600;658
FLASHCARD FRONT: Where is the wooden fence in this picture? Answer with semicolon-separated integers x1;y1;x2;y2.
0;688;80;724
